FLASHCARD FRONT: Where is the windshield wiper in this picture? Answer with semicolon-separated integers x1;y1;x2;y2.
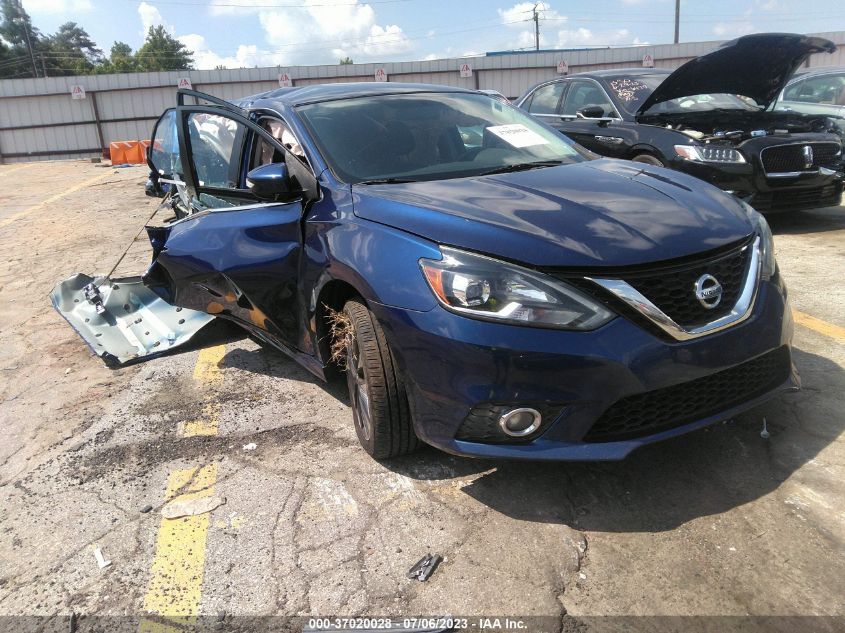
357;177;420;185
478;160;565;176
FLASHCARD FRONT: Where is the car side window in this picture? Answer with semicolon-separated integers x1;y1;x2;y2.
253;117;308;169
561;80;618;117
150;109;181;180
186;112;246;189
526;82;565;114
783;75;845;105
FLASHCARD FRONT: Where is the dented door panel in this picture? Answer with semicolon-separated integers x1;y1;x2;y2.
143;202;304;349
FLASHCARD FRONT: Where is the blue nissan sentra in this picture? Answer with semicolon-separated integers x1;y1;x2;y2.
53;84;798;461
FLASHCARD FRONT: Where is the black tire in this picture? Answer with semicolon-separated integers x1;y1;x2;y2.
631;153;665;167
342;299;420;458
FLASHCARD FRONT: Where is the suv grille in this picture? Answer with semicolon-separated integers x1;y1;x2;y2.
761;142;841;174
583;346;791;443
616;240;752;328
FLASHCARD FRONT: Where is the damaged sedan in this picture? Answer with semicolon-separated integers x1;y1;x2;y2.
55;84;797;461
517;33;844;213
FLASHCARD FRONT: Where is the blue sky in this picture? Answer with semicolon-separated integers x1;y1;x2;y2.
21;0;845;69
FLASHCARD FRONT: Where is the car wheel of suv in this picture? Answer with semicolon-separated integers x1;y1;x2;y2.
342;299;420;459
631;153;665;167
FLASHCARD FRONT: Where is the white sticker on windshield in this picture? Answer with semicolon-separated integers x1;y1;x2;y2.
486;124;550;148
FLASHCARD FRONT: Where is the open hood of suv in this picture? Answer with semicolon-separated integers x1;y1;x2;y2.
636;33;836;115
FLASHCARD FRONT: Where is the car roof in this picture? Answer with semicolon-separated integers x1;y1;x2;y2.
790;66;845;79
571;68;672;78
238;82;475;108
520;68;671;98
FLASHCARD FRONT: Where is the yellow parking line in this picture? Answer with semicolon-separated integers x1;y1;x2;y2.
140;464;218;621
793;310;845;343
0;172;109;229
0;163;34;175
184;345;227;437
139;345;226;630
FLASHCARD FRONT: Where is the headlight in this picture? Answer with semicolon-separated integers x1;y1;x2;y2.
419;247;614;330
740;201;776;280
674;144;746;163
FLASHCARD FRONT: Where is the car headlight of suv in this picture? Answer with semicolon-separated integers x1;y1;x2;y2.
419;247;614;330
674;144;746;164
740;201;776;280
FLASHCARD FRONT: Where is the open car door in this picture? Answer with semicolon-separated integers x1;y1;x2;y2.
52;89;318;367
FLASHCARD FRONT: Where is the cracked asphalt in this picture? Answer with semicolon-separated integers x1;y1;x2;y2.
0;160;843;632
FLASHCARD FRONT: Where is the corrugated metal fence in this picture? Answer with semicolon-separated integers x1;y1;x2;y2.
1;31;843;163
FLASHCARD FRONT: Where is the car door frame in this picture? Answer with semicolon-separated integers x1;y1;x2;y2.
550;78;633;157
520;78;570;127
144;90;322;367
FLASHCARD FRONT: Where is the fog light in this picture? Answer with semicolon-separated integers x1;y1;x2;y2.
498;407;542;437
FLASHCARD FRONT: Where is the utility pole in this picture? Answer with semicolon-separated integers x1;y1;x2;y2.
674;0;680;44
13;0;38;78
533;3;540;51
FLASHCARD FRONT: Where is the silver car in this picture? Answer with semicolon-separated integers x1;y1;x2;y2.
775;67;845;142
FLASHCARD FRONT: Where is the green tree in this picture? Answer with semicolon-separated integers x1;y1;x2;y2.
135;25;193;71
97;41;136;74
0;0;42;78
339;56;353;65
43;21;103;76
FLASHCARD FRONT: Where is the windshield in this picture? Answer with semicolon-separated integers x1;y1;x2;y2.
297;92;585;184
606;73;760;114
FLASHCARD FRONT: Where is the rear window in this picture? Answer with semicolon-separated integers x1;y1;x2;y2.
606;74;668;113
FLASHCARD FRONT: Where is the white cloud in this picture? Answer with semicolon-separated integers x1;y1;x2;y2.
179;33;285;69
223;0;413;64
138;1;174;38
22;0;93;13
137;3;283;68
499;2;642;50
713;22;756;37
360;23;412;56
498;2;562;25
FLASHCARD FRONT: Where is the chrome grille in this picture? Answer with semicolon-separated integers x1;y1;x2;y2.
761;142;841;175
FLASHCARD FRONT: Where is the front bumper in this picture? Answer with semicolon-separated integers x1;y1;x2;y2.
669;158;843;213
372;275;796;461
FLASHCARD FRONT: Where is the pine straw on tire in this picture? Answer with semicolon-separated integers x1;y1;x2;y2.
324;305;355;370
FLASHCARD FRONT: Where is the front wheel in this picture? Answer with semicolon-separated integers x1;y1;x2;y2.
342;299;420;459
631;153;665;167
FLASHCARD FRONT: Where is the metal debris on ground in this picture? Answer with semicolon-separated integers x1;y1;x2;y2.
139;504;153;514
50;273;214;367
761;417;770;439
407;553;442;582
92;546;111;569
162;495;226;519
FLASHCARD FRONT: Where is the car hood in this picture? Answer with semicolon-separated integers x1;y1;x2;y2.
636;33;836;115
351;159;754;268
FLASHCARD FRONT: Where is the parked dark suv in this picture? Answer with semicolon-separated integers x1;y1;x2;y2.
517;33;844;213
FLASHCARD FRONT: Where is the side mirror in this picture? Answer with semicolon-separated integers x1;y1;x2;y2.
246;163;292;201
576;106;606;119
